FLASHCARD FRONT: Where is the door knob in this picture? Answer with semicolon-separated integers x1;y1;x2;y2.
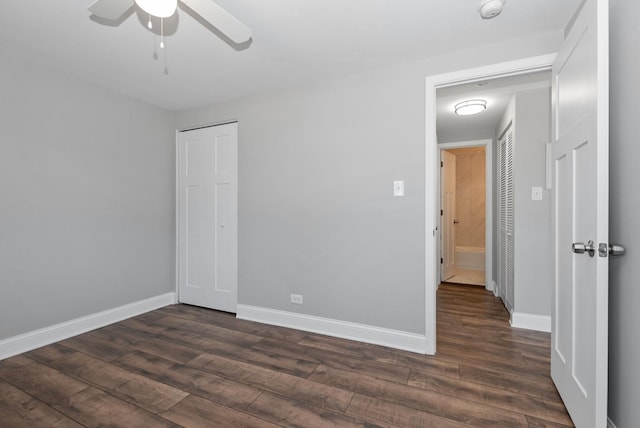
598;242;626;257
453;220;460;224
572;240;595;257
609;244;626;256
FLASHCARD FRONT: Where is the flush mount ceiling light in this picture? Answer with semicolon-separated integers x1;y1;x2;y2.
135;0;177;18
479;0;506;19
454;100;487;116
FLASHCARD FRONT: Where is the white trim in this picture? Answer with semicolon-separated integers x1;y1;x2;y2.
237;305;427;354
607;417;618;428
175;130;181;300
425;54;557;355
489;280;497;295
0;293;176;360
510;312;551;332
545;142;553;190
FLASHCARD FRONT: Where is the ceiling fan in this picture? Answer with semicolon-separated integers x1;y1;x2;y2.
88;0;252;44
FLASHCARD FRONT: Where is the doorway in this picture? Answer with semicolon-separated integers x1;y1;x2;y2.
440;145;488;287
424;55;556;355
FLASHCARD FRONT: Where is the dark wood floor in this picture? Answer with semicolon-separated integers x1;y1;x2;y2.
0;283;573;427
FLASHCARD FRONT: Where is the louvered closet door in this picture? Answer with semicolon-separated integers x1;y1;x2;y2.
505;129;514;309
499;133;506;300
498;125;514;311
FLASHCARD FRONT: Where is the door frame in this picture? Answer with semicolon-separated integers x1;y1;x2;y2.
438;139;493;292
424;54;556;354
439;149;457;283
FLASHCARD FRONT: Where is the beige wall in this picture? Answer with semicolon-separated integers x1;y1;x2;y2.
449;147;486;249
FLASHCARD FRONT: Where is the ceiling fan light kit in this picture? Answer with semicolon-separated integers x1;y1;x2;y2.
479;0;505;19
135;0;177;18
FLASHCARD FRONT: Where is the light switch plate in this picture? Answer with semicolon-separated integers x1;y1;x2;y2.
393;180;405;197
531;186;543;201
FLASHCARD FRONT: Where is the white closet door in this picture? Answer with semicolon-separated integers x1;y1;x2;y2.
177;123;238;312
498;125;514;311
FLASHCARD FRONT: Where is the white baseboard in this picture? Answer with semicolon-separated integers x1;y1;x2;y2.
237;305;427;354
0;292;177;360
485;280;494;294
510;312;551;333
607;417;617;428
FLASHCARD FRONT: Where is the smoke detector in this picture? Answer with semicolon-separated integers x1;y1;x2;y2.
479;0;505;19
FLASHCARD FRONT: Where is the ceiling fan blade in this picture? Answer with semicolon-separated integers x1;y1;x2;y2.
88;0;135;21
180;0;252;44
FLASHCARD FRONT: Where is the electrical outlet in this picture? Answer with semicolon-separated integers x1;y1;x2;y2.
290;294;303;304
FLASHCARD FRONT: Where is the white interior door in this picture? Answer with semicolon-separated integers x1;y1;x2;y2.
551;0;608;426
441;150;456;282
178;122;238;312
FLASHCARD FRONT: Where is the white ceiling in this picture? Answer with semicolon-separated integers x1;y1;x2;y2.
0;1;580;111
436;70;552;143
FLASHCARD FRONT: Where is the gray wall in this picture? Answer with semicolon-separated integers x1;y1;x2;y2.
177;68;427;333
175;33;562;335
494;89;552;318
513;89;552;316
608;1;640;426
0;52;176;339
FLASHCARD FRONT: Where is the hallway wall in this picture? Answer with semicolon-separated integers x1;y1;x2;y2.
494;88;552;319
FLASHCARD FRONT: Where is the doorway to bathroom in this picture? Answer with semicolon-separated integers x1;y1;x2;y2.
440;143;489;287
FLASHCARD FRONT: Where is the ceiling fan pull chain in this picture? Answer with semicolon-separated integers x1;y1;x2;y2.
160;18;165;49
147;14;152;30
162;18;169;76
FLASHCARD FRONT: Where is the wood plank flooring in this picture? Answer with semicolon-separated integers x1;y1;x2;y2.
0;283;573;427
